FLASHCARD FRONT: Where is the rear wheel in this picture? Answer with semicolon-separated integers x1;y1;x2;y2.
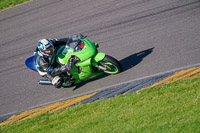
98;55;122;74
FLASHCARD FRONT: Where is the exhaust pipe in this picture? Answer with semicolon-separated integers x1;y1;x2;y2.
38;79;52;85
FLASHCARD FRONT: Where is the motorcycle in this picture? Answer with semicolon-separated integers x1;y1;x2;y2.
25;38;122;87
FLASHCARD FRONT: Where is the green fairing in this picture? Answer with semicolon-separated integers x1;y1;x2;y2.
91;52;105;67
56;38;121;86
57;39;97;65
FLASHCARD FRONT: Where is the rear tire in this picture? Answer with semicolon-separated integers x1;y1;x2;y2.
99;55;122;74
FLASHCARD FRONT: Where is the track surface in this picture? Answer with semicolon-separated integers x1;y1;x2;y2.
0;0;200;116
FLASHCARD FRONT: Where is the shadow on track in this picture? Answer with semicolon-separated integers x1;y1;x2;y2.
120;47;154;72
72;47;154;90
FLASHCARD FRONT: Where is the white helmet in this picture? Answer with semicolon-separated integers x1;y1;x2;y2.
37;39;54;56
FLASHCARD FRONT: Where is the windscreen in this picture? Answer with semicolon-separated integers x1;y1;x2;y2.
64;38;84;53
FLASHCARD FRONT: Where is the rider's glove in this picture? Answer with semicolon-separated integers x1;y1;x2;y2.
60;63;72;72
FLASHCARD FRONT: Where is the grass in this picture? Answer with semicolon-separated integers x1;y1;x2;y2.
0;76;200;133
0;0;29;10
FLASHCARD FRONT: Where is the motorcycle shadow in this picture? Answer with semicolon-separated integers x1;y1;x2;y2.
72;47;154;90
120;47;154;72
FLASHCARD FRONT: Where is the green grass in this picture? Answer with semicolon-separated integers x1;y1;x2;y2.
1;76;200;133
0;0;29;10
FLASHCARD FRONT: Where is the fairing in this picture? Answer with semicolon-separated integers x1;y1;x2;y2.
56;39;96;65
25;56;37;72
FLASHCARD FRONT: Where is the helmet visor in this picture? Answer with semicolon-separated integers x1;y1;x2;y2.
44;48;53;55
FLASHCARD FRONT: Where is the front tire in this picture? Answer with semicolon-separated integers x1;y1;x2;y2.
98;55;122;74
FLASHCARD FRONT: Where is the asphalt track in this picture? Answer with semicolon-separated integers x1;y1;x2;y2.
0;0;200;117
1;66;199;125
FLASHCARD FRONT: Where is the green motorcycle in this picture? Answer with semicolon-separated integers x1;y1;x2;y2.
25;38;122;87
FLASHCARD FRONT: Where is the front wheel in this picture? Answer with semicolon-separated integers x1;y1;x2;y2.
98;55;122;74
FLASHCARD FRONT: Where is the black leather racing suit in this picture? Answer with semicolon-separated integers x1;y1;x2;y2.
35;38;71;87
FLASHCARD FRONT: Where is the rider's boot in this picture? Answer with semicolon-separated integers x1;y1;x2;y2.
52;76;64;88
46;73;64;88
45;62;73;88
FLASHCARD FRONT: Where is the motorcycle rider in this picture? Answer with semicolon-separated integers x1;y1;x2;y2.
35;34;84;88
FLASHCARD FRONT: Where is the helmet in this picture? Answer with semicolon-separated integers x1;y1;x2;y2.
37;39;54;56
